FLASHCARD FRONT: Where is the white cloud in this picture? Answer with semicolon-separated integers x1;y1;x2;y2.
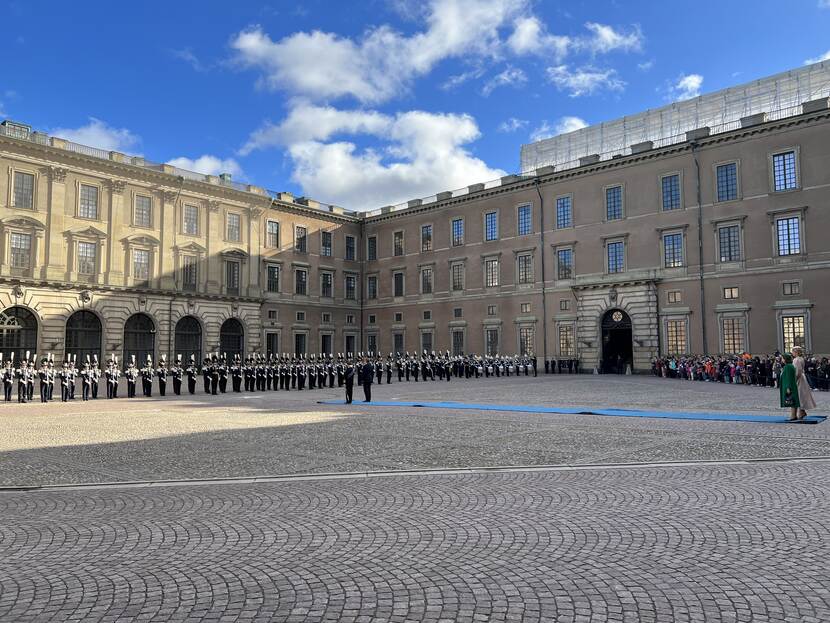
166;155;244;178
498;117;527;133
547;65;625;97
481;66;527;96
172;48;209;72
441;65;486;90
805;49;830;64
638;60;654;71
51;118;140;153
668;73;703;100
579;22;642;54
506;16;570;59
529;116;588;142
819;0;830;8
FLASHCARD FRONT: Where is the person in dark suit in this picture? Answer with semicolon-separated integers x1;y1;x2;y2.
344;359;355;404
361;357;373;402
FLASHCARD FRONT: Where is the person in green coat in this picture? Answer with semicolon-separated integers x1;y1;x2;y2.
779;353;800;421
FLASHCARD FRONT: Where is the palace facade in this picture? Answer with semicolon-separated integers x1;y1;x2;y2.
2;63;830;372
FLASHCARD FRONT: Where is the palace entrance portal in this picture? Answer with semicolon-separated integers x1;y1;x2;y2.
601;309;633;374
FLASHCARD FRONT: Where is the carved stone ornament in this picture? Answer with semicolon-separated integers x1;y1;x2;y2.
187;298;196;309
250;207;263;219
162;190;178;204
51;167;68;183
11;285;24;299
139;297;147;307
79;290;92;304
109;179;126;194
608;287;618;304
207;200;221;213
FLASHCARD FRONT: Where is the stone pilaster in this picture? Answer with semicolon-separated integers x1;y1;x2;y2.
45;167;67;280
105;179;125;285
159;191;177;290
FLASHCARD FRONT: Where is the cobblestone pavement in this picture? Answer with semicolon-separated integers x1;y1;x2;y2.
1;376;829;486
1;460;829;622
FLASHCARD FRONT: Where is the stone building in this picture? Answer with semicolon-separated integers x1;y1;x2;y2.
2;62;829;372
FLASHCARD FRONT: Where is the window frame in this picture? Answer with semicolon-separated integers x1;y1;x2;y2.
224;259;241;295
393;230;405;257
663;316;689;355
661;230;686;269
715;221;744;264
393;270;405;298
265;219;280;249
718;313;748;355
181;253;198;290
320;230;333;257
226;212;242;243
451;217;465;247
722;286;740;300
132;192;153;228
516;251;534;286
420;265;434;295
344;273;357;301
345;234;356;261
319;270;334;298
182;204;200;236
604;237;626;274
604;184;624;222
713;159;741;203
484;256;500;288
516;203;532;237
555;194;573;229
774;214;803;257
366;274;378;300
132;247;152;284
294;267;308;296
9;231;34;270
367;235;377;261
294;225;308;253
659;171;683;211
450;261;465;292
555;246;574;281
420;224;433;253
77;181;102;221
10;168;37;210
781;280;801;297
265;263;280;293
769;147;800;193
484;210;499;242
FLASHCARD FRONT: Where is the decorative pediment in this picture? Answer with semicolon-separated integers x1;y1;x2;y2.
1;215;46;231
65;225;107;240
221;248;249;261
121;233;161;247
174;241;207;254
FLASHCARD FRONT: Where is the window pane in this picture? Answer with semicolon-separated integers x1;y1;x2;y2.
519;327;534;355
227;213;241;242
421;332;433;353
485;258;499;287
133;249;150;281
556;196;572;228
10;232;32;269
782;316;806;352
267;221;280;248
517;205;532;235
722;317;745;353
367;276;378;299
184;205;199;235
518;254;533;284
321;272;332;298
452;330;464;356
776;217;800;255
393;231;404;256
451;264;464;291
452;218;464;246
605;186;622;220
772;151;797;191
558;325;575;357
663;233;683;268
421;268;433;294
295;226;307;252
394;272;404;297
321;231;332;256
485;329;499;356
295;269;307;295
716;163;737;201
13;171;34;209
345;275;356;300
557;248;573;279
666;319;686;354
367;236;377;260
345;235;355;260
182;255;197;289
485;212;498;241
421;225;432;252
662;174;680;210
225;261;240;294
718;225;741;262
607;241;624;273
134;195;151;227
79;184;99;219
267;265;280;292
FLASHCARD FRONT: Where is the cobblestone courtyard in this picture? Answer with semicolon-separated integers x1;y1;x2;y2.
2;376;829;621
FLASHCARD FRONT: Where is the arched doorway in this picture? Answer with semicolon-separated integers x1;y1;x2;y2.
601;309;633;374
65;310;102;364
124;313;155;366
0;306;38;357
219;318;244;360
174;316;202;364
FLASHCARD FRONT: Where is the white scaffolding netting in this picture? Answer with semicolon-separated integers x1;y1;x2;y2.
520;61;830;173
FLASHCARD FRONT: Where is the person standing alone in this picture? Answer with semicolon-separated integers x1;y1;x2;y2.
361;356;373;403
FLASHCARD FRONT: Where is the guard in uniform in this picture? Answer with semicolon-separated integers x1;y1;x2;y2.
81;360;92;401
218;355;228;394
202;357;211;394
172;355;183;396
2;355;13;402
186;355;198;395
156;356;168;396
125;357;138;398
59;361;71;402
90;355;101;399
141;356;154;397
107;356;120;399
344;357;355;404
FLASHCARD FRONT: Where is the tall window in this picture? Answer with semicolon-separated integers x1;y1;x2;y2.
663;233;684;268
393;272;404;297
12;171;34;209
295;268;308;295
519;327;534;355
393;333;404;353
182;255;197;290
607;241;625;273
266;221;280;248
772;151;797;191
10;233;32;269
782;316;806;352
226;213;241;242
367;275;378;299
421;267;433;294
485;212;498;241
134;195;151;227
452;330;464;356
666;319;686;354
558;325;575;357
393;231;404;256
485;329;499;356
605;186;622;220
556;196;572;228
517;204;532;235
557;248;573;280
133;249;150;282
295;226;307;253
452;218;464;246
421;332;433;354
266;265;280;293
776;217;801;256
517;254;533;284
451;263;464;291
78;242;98;275
345;235;356;261
320;272;333;298
367;236;377;261
421;225;432;252
485;258;499;287
345;274;356;300
716;163;738;202
722;317;746;353
718;225;741;262
225;260;240;295
661;174;681;210
183;205;199;235
321;231;332;256
79;184;99;219
366;334;378;354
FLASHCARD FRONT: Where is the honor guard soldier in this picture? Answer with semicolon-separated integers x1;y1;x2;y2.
125;356;138;398
201;357;211;393
59;360;71;402
90;355;100;398
141;356;154;397
26;355;36;401
156;356;168;396
2;355;13;402
209;355;219;395
344;356;355;404
107;356;120;399
68;355;78;399
218;355;228;394
81;359;92;401
186;355;198;395
46;355;56;400
171;355;183;396
231;355;242;392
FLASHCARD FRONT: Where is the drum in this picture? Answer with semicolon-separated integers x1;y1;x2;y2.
508;366;515;373
487;366;494;374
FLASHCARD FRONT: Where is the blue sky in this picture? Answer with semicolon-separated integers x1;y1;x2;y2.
2;0;829;209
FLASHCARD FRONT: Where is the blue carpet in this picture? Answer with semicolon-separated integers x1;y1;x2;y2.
317;399;826;424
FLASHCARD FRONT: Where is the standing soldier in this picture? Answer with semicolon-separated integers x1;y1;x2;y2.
156;356;168;397
231;355;242;392
26;355;36;401
46;355;56;401
218;354;228;394
201;357;211;394
68;355;77;400
106;356;120;399
59;360;71;402
81;359;92;401
209;354;219;395
125;356;138;398
186;355;198;395
141;356;154;397
90;355;101;399
2;355;13;402
344;356;355;404
172;355;183;396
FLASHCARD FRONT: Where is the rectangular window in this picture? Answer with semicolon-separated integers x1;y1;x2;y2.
367;236;377;261
367;334;378;354
320;272;333;298
345;274;356;300
718;225;741;262
782;281;800;296
421;332;433;353
453;307;463;318
772;151;797;191
79;184;99;219
369;315;376;324
183;205;199;235
519;327;534;355
517;254;533;284
268;310;277;320
716;163;738;202
559;300;569;311
557;248;573;280
393;272;404;297
776;217;801;256
451;263;464;291
607;241;625;273
394;312;403;323
517;204;532;236
134;195;152;227
296;311;306;322
423;310;432;321
295;269;308;295
133;249;150;282
321;333;333;356
782;316;806;352
666;320;686;354
12;171;34;209
452;218;464;246
294;333;307;357
485;258;499;287
663;233;684;268
661;174;681;211
345;334;355;355
487;305;496;316
605;186;622;220
485;212;498;241
322;312;332;323
295;226;307;253
558;325;575;357
485;329;499;356
421;225;432;252
667;290;682;304
556;196;572;228
345;235;356;261
421;267;433;294
265;221;279;248
226;213;241;242
394;333;404;353
78;242;98;275
452;330;464;356
266;265;280;293
10;232;32;269
225;260;240;295
367;275;378;299
723;287;739;300
393;231;404;256
320;231;332;256
722;317;746;353
520;302;531;314
347;314;355;325
182;255;197;290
